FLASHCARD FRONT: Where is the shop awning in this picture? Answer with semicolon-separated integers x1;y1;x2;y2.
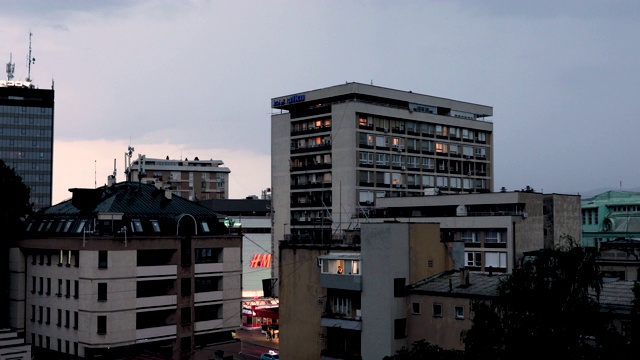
254;308;279;320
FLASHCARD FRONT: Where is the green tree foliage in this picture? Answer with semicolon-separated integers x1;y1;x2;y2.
0;159;32;240
0;159;31;327
465;246;611;359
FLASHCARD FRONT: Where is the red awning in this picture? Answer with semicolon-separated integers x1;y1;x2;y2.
254;308;279;320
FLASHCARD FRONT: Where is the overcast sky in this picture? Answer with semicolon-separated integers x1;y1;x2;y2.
2;1;639;204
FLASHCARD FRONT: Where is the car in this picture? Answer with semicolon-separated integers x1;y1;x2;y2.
260;350;280;360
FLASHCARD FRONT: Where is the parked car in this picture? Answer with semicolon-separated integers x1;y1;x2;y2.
260;350;280;359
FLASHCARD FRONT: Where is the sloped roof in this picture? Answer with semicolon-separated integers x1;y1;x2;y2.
409;270;508;298
42;181;219;217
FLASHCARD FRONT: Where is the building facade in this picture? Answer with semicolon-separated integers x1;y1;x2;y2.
366;191;582;273
11;181;242;359
127;155;230;201
278;223;454;360
271;82;493;283
199;197;273;298
0;80;54;210
581;190;640;248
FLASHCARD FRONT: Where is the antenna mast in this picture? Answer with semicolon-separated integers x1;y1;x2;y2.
26;32;35;82
6;53;15;81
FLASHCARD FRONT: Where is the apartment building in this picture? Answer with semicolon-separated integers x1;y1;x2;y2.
127;155;230;201
279;222;458;360
11;181;242;359
199;197;273;298
364;190;582;273
271;82;493;283
581;190;640;248
0;79;54;210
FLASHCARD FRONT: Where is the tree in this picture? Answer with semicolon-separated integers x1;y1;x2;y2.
383;340;464;360
0;159;31;327
464;246;607;359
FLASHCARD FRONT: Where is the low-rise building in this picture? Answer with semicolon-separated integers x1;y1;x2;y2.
11;181;242;359
581;190;640;248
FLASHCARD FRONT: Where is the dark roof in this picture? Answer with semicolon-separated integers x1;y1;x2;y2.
408;270;508;298
199;198;271;216
43;181;218;217
25;182;229;236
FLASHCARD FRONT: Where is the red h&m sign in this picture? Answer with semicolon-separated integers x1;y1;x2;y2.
250;254;272;268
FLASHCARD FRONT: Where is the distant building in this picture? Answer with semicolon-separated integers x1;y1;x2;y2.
0;80;54;210
271;82;494;287
598;238;640;281
11;181;242;359
199;197;273;298
581;190;640;248
366;191;582;272
126;155;230;201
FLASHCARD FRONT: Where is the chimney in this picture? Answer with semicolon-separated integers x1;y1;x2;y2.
459;268;470;287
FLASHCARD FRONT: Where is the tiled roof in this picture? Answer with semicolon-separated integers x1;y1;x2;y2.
42;181;218;217
409;270;508;298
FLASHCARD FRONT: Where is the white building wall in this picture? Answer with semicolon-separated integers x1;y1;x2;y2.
361;223;411;359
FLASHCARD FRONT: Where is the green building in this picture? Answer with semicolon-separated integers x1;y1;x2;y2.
581;190;640;248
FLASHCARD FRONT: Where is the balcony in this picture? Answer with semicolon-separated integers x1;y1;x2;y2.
194;290;223;303
137;295;177;308
321;315;362;331
136;325;176;342
136;265;177;278
320;274;362;291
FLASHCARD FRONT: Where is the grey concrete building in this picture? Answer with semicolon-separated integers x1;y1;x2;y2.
271;82;493;284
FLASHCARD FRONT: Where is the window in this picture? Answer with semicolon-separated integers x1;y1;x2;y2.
98;283;107;301
181;307;191;325
394;318;407;339
74;280;79;299
485;252;507;269
31;276;36;294
201;221;210;233
46;307;50;324
65;310;70;328
131;219;143;233
181;336;192;353
57;279;62;296
394;278;406;297
97;316;107;334
66;279;71;298
38;306;43;323
485;229;506;243
455;306;465;319
39;277;43;294
98;251;108;268
57;309;62;326
74;311;78;329
461;230;477;243
46;278;51;295
411;302;421;314
181;278;192;295
466;252;482;267
150;220;161;232
433;303;443;317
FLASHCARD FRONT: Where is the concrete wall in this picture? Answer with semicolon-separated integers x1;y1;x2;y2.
278;247;326;360
407;294;474;350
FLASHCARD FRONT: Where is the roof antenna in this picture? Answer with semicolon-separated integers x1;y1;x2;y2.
26;31;35;82
6;53;15;80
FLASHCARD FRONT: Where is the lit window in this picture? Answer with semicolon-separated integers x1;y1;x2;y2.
455;306;464;319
